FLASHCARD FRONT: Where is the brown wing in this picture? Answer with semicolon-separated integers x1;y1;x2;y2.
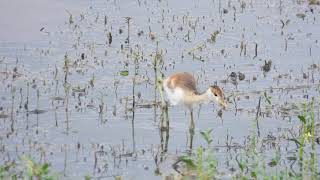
167;72;198;93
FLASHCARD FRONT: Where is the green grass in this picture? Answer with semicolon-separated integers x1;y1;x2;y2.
175;129;217;179
174;98;319;180
0;156;60;180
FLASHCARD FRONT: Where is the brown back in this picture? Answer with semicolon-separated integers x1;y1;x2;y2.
167;72;198;93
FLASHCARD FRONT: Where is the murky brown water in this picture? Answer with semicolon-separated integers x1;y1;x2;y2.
1;0;320;179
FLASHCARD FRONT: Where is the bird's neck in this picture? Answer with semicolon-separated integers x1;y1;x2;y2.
185;90;210;105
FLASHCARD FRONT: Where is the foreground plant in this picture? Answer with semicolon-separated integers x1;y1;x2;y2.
0;156;60;180
169;99;319;180
173;129;217;179
297;99;317;178
235;98;319;179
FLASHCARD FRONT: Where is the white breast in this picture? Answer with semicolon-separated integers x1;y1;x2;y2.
163;79;184;106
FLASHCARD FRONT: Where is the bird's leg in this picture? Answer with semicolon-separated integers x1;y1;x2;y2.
189;109;195;131
189;109;195;149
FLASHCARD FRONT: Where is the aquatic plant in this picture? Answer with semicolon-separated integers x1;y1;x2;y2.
171;99;319;179
0;156;60;180
174;129;217;179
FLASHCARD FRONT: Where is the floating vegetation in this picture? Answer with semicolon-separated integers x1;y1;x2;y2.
119;70;129;76
238;72;245;81
0;114;9;119
51;96;64;101
309;0;320;5
29;109;47;115
262;60;272;73
149;32;156;41
296;13;306;20
209;31;219;43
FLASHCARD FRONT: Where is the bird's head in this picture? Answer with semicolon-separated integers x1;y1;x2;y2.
207;85;227;109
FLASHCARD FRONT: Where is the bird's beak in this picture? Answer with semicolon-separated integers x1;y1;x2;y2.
218;98;228;109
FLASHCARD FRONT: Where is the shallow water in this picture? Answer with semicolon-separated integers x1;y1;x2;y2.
1;0;320;179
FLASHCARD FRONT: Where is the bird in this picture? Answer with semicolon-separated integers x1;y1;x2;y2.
162;72;227;131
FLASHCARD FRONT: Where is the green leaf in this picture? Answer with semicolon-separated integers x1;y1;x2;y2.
298;115;306;124
200;129;213;145
21;156;35;177
237;159;246;172
41;163;49;175
12;174;17;180
0;167;4;176
251;171;257;178
178;156;196;169
268;159;277;167
119;70;129;76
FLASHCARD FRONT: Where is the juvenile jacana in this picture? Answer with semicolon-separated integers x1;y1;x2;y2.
162;72;227;130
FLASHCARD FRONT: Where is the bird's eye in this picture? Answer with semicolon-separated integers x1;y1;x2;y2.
213;93;217;96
